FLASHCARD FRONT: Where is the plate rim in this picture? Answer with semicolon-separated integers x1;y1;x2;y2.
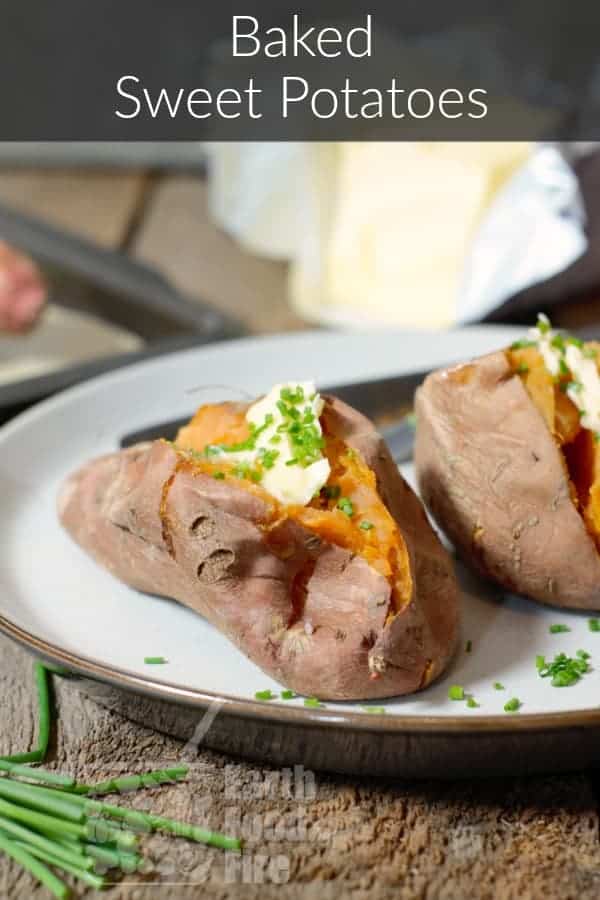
4;611;600;736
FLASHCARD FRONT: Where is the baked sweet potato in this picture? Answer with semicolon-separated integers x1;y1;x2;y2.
59;392;459;700
415;321;600;610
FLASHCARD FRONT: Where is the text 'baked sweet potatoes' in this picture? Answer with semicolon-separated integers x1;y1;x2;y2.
59;391;459;700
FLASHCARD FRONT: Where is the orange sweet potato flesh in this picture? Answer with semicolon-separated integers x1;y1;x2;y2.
176;402;250;449
507;345;600;550
174;405;412;611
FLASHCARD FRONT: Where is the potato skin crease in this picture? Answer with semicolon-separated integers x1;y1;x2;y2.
415;351;600;611
58;396;459;700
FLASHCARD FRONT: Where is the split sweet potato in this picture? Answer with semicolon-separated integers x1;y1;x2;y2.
415;341;600;610
59;395;459;700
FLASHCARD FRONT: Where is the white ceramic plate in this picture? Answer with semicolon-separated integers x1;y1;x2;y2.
4;325;600;774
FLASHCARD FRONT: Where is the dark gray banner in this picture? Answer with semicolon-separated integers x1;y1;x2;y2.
2;0;599;140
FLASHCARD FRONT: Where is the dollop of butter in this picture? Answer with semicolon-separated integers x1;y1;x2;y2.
214;381;331;506
528;315;600;434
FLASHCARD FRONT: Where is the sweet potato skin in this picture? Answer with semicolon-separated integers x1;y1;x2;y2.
415;351;600;610
58;397;459;700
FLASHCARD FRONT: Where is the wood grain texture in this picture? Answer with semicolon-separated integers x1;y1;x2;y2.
132;176;305;334
0;170;146;247
2;634;600;899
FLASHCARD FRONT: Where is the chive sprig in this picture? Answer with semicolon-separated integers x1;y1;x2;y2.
0;662;242;896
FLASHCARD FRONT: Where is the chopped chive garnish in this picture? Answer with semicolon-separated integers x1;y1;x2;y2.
516;363;529;374
466;697;479;708
537;313;551;334
254;690;276;701
566;380;583;393
589;618;600;632
549;624;570;634
510;338;537;350
143;656;168;665
361;706;386;714
280;386;305;404
212;471;225;479
493;682;504;691
337;497;354;517
537;651;591;687
448;685;465;701
504;697;521;713
303;697;324;708
536;654;546;670
280;690;295;700
359;520;374;531
465;640;472;653
258;448;279;469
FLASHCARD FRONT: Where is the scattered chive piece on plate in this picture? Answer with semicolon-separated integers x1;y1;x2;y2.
549;624;570;634
537;651;590;687
359;520;374;531
589;618;600;632
536;654;546;670
254;690;277;701
143;656;168;665
448;685;465;701
280;690;295;700
361;706;386;714
504;698;521;713
303;697;324;708
466;697;479;708
465;640;472;653
493;682;505;691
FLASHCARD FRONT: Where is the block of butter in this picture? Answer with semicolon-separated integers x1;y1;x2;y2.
207;141;586;329
290;142;530;328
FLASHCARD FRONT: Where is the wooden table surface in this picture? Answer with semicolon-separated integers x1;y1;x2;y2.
1;169;600;900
